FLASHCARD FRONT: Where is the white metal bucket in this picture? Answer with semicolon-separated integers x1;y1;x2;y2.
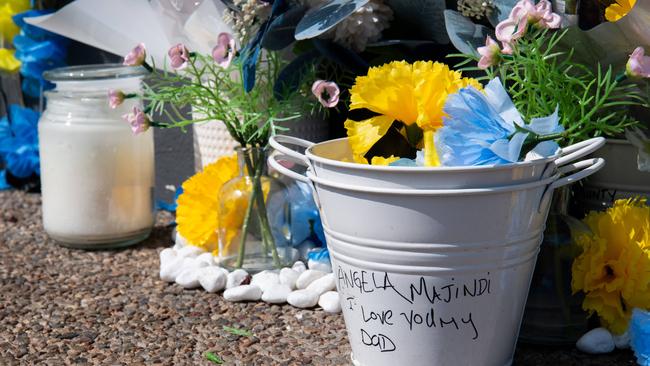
269;156;604;244
329;245;538;366
269;135;605;189
270;150;604;365
325;230;542;268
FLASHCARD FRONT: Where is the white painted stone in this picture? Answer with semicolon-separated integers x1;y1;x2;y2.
175;267;201;289
613;331;630;349
226;269;250;289
159;248;177;264
308;259;332;273
318;291;341;313
261;283;292;304
306;273;336;296
159;255;185;283
223;285;262;302
198;267;228;293
576;327;615;354
279;268;300;290
287;289;319;308
292;261;307;274
177;245;205;258
251;271;280;293
196;252;216;267
296;270;326;289
173;231;188;250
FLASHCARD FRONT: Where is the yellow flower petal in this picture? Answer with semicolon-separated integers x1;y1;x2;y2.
605;0;636;22
370;155;399;166
0;48;20;73
344;115;395;164
176;154;239;254
0;1;29;42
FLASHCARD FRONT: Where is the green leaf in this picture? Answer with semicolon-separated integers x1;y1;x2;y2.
223;326;253;337
204;352;224;364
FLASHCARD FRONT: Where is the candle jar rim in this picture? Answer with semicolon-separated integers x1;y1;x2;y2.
43;64;148;82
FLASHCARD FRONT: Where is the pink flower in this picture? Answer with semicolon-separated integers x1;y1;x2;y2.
495;14;528;44
477;36;502;69
123;43;147;66
212;33;236;68
626;47;650;79
311;80;340;108
122;107;151;134
108;89;125;109
495;0;561;45
168;43;190;70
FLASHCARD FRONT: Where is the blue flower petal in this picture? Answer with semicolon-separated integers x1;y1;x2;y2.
631;308;650;366
529;106;563;135
437;78;563;166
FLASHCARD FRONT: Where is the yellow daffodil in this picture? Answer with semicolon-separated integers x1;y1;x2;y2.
0;48;20;73
571;198;650;334
605;0;636;22
0;0;30;42
176;154;240;254
344;60;480;166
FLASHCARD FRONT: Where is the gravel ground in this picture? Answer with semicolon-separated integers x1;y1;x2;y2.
0;191;638;365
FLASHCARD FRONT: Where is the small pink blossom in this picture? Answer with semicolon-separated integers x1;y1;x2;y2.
212;33;236;68
123;43;147;66
168;43;190;70
495;15;528;44
122;106;150;134
477;36;502;69
626;47;650;79
495;0;561;45
311;80;340;108
108;89;125;109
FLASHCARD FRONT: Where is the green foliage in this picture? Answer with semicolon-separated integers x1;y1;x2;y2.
204;351;224;364
453;28;648;145
222;325;253;337
142;52;313;148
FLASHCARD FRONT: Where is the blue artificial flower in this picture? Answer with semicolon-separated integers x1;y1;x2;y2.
156;186;183;212
12;9;68;98
0;105;40;188
630;308;650;366
307;247;330;262
436;78;563;166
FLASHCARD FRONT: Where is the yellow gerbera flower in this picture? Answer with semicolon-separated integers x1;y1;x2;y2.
571;198;650;334
0;48;20;73
605;0;636;22
176;154;239;254
344;60;481;166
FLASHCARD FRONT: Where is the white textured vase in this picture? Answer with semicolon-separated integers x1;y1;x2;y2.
192;115;330;171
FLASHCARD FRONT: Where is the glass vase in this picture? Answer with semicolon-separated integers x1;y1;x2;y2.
519;186;591;344
218;146;294;272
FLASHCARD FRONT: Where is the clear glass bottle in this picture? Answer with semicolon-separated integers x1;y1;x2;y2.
519;187;591;344
39;65;154;249
218;146;294;272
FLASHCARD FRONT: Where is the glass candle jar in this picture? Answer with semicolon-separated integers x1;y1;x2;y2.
39;65;154;249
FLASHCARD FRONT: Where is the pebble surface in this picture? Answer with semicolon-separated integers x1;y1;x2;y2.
0;191;637;365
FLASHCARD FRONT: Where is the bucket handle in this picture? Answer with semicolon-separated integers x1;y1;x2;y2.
268;152;310;184
269;135;314;166
268;153;325;222
537;157;605;212
555;137;605;167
